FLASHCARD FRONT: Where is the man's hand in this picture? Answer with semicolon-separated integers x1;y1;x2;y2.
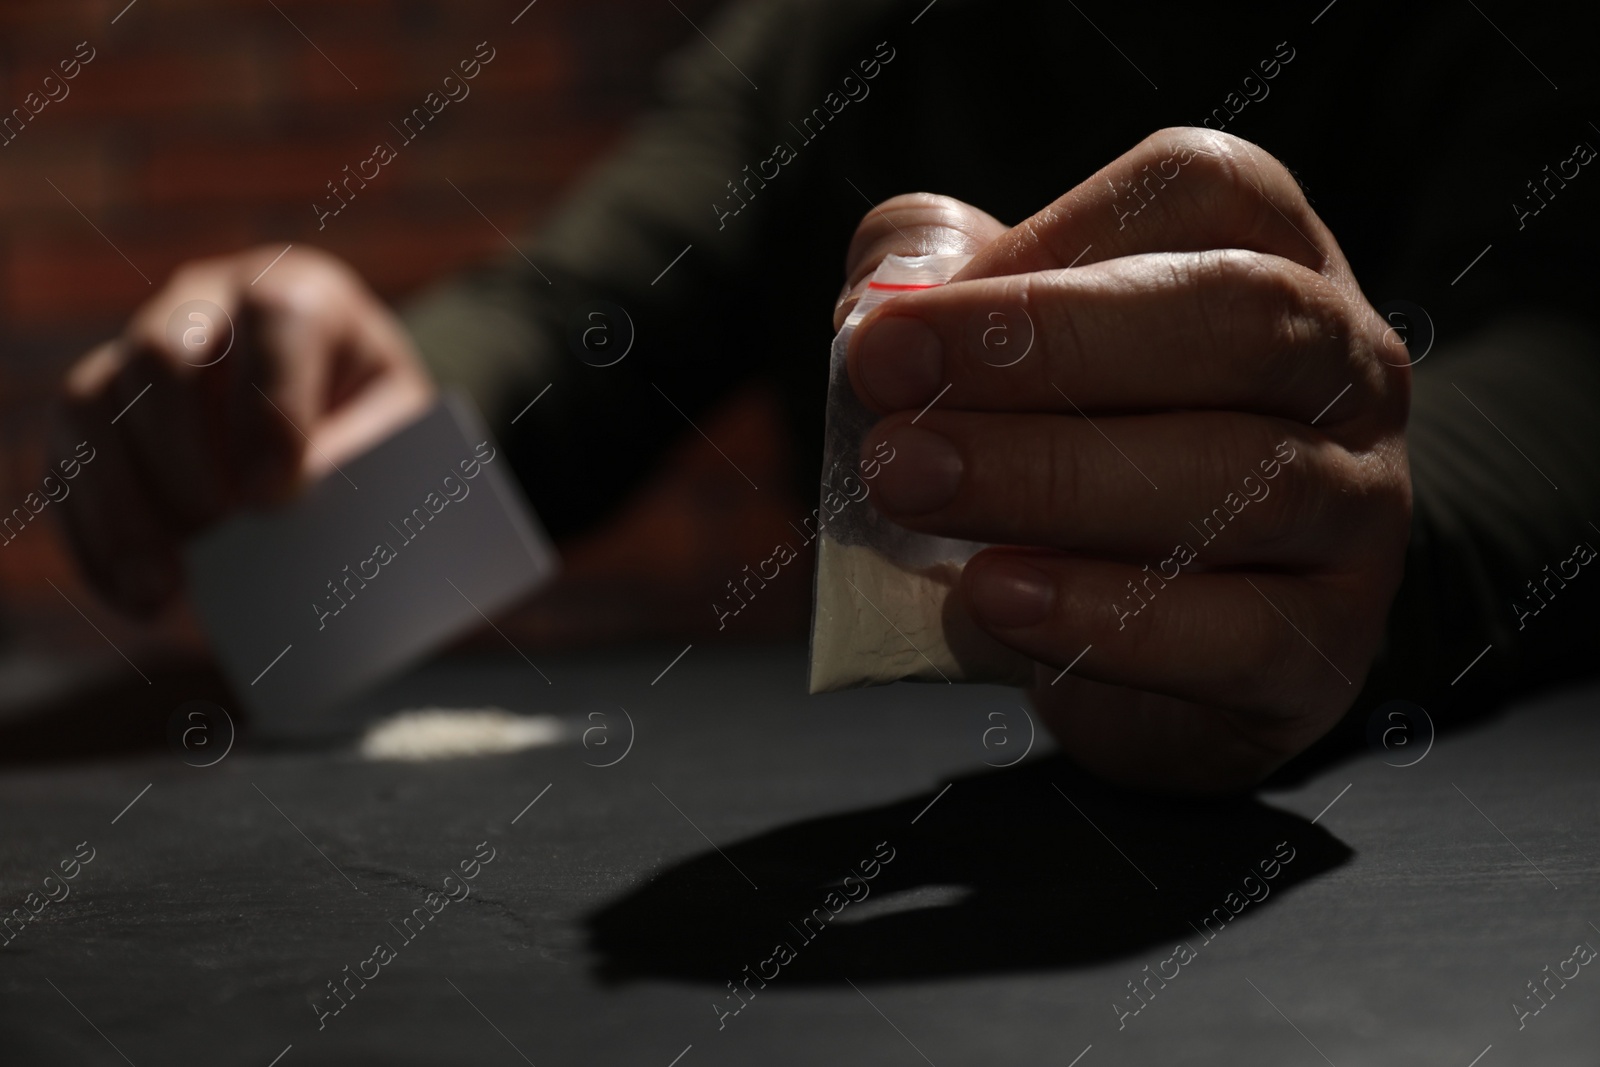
846;129;1413;792
53;246;435;616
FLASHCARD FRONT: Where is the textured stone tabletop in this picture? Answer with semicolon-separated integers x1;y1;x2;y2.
1;644;1596;1065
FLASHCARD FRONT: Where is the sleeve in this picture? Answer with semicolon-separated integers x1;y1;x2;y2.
1365;315;1600;713
401;0;839;540
1322;5;1600;739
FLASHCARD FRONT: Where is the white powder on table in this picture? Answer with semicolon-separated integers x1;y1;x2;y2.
808;536;1035;693
358;707;565;761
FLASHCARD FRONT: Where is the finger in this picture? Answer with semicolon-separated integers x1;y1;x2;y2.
863;412;1385;569
848;249;1391;418
228;293;331;503
301;309;434;477
1029;674;1297;793
121;255;241;364
955;127;1345;283
959;549;1366;718
118;251;309;508
51;387;182;614
110;344;232;530
835;193;1007;330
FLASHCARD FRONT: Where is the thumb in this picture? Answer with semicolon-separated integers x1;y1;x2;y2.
834;193;1008;331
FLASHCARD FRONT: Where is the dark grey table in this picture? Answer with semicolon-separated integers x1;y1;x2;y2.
1;643;1597;1065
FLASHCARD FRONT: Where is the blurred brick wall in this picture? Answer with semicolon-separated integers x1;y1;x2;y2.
0;0;809;662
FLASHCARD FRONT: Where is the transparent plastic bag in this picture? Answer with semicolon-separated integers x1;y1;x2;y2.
807;253;1035;693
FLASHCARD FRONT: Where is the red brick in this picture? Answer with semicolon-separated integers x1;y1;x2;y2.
1;221;255;325
51;49;273;119
135;138;353;204
0;0;796;655
0;141;118;213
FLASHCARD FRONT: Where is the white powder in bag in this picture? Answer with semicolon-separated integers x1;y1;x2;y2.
808;535;1035;693
806;251;1037;693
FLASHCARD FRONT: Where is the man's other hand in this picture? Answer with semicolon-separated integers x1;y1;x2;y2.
53;246;435;615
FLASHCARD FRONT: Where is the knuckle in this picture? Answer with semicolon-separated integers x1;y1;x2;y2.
229;243;330;284
1170;128;1249;189
1028;270;1087;381
1257;264;1325;349
241;246;354;307
1196;419;1312;557
163;259;224;293
1152;128;1307;246
1261;438;1321;543
1336;445;1409;532
1041;425;1083;530
1017;203;1070;265
1206;247;1295;305
1223;586;1308;702
1210;415;1272;502
1206;251;1286;330
1157;126;1291;193
1264;436;1379;566
247;265;347;323
1202;251;1340;398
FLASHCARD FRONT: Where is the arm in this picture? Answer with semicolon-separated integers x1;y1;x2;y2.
402;0;901;538
48;0;902;612
1373;314;1600;707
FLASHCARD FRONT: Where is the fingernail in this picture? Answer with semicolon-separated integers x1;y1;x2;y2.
871;425;961;515
857;316;942;410
968;558;1055;628
834;280;867;330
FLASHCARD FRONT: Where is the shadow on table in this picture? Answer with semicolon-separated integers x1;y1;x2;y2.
586;753;1351;985
0;657;239;767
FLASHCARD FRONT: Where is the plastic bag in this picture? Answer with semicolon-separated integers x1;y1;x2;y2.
807;253;1036;693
